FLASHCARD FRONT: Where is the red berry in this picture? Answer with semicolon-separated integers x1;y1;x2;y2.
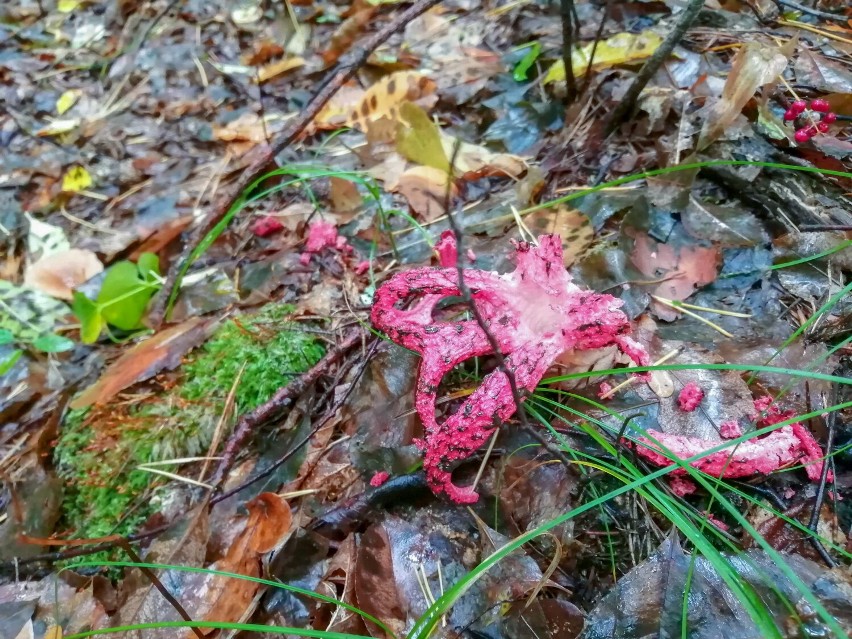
783;109;798;122
823;112;837;124
810;98;830;113
817;122;829;133
791;100;807;114
794;129;810;143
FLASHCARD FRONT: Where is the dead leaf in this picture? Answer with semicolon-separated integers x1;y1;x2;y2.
355;524;406;637
391;165;457;221
321;6;377;66
441;135;527;180
71;317;211;409
24;248;103;300
313;84;367;131
524;206;594;267
543;31;663;84
346;71;437;133
329;177;363;220
698;41;791;150
629;232;720;320
256;56;305;83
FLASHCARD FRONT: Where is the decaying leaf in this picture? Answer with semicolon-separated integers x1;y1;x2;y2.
390;165;457;222
371;234;649;503
698;41;791;150
24;248;103;300
524;206;594;267
346;71;437;133
544;31;663;84
256;56;305;83
629;231;720;321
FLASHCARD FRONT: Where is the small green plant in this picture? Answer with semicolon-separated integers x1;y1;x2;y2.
0;281;76;363
55;303;325;557
71;252;162;343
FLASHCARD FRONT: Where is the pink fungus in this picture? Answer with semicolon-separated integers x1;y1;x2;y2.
633;397;830;483
677;382;704;412
719;420;742;439
434;230;458;267
300;220;351;265
371;234;649;504
354;260;371;275
251;215;284;237
704;512;729;532
669;476;697;497
598;382;614;399
370;471;390;487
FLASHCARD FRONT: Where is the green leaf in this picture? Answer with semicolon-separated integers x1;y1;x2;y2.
72;292;104;344
513;42;541;81
0;350;22;375
0;329;14;345
97;261;157;331
137;252;160;282
32;333;75;353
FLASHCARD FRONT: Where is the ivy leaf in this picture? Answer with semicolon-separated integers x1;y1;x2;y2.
32;333;75;353
98;255;160;331
72;292;104;344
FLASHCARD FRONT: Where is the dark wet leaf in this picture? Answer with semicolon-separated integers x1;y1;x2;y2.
683;196;768;247
484;101;562;153
355;523;406;637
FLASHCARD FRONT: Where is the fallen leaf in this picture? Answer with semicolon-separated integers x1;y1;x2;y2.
629;231;720;320
61;165;93;193
371;234;649;503
24;248;103;300
391;165;457;221
56;89;80;115
396;102;450;171
329;177;363;219
544;31;663;84
71;317;210;409
441;135;527;180
256;56;305;83
524;206;594;267
313;84;367;131
321;6;377;65
346;71;437;133
698;41;791;150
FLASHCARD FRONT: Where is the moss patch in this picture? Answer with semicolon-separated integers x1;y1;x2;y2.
55;304;325;549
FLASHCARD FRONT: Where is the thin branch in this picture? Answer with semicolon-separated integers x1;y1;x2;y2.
560;0;578;104
776;0;848;22
605;0;704;133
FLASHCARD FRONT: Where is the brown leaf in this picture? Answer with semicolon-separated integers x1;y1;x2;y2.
698;41;790;150
629;232;719;320
441;136;527;180
321;6;377;66
256;56;305;83
71;317;211;409
329;177;363;220
355;524;406;637
243;492;292;554
391;165;457;222
524;206;594;267
24;249;103;300
346;72;437;133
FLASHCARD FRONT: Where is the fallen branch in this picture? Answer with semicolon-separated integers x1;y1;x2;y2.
605;0;704;133
151;0;443;326
208;329;364;493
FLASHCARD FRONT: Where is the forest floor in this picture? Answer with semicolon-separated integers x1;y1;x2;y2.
2;0;852;637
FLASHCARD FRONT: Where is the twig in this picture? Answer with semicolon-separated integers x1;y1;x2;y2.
151;0;444;326
208;329;364;492
775;0;848;22
559;0;578;104
807;390;838;568
799;225;852;232
581;0;612;96
605;0;704;133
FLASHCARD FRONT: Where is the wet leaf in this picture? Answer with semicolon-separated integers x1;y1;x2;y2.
71;317;210;409
354;524;406;637
391;165;456;222
396;102;449;172
525;206;594;267
544;31;663;84
56;90;80;115
347;71;437;133
256;56;306;83
24;248;104;300
31;333;75;353
61;166;93;193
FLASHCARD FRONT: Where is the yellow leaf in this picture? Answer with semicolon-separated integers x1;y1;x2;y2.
396;102;449;172
36;118;80;137
346;71;436;132
255;56;305;83
45;625;64;639
56;89;80;115
543;31;663;84
62;166;93;193
57;0;80;12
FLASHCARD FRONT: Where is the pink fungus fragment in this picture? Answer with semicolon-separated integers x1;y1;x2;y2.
370;471;390;487
466;248;477;263
677;382;704;412
704;512;729;532
300;221;351;265
719;420;742;439
354;260;370;275
669;476;697;497
371;234;649;504
598;382;614;399
251;215;284;237
434;230;457;267
633;397;831;483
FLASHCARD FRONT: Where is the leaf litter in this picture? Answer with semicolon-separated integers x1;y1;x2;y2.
1;0;852;637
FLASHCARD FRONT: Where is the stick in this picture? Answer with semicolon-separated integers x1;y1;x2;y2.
605;0;704;133
208;329;363;492
151;0;443;326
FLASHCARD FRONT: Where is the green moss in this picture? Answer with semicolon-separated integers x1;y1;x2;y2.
54;304;325;554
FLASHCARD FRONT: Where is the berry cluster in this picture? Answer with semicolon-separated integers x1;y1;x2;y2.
784;98;837;143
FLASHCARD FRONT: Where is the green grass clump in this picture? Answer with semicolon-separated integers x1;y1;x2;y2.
54;304;325;552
